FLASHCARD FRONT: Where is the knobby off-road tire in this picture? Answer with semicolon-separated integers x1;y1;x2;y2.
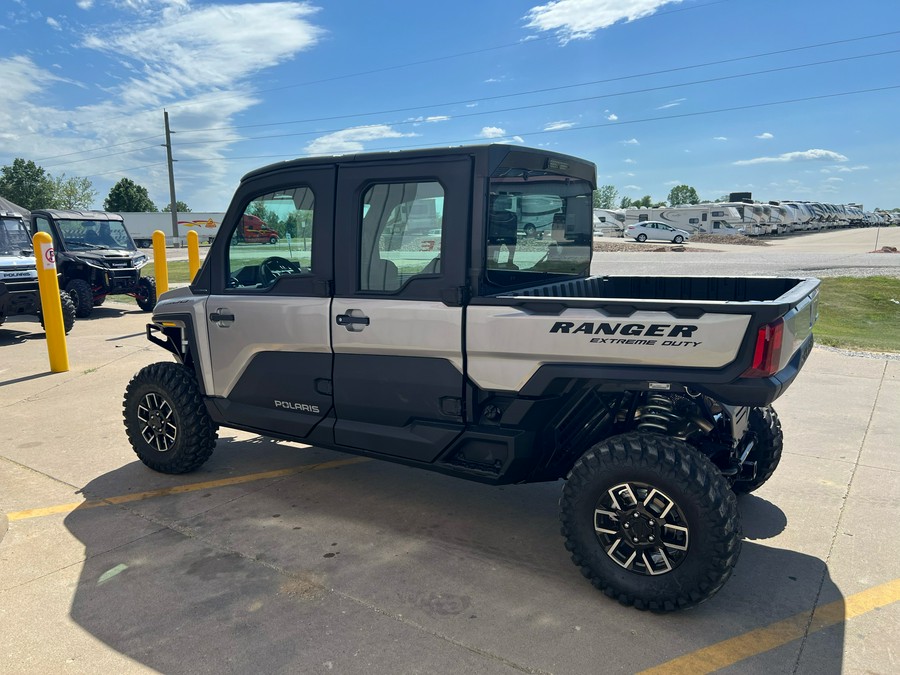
66;278;94;318
560;432;741;611
136;276;157;312
123;362;217;474
38;291;76;334
732;406;783;494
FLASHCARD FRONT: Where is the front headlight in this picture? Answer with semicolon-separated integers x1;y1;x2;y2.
133;254;148;268
73;255;107;269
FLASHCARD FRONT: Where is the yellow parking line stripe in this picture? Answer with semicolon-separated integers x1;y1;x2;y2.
638;577;900;674
7;457;371;522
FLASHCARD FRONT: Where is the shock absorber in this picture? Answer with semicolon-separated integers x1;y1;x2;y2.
636;394;677;433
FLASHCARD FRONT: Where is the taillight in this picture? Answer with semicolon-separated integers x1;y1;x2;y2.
743;318;784;377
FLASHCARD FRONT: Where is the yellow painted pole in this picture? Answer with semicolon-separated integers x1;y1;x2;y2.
32;232;69;372
152;230;168;297
187;230;200;282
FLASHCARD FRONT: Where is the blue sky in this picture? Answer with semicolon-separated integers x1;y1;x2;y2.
1;0;898;211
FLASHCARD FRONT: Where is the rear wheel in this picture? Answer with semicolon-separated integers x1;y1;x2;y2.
66;278;94;318
636;233;648;242
123;362;217;474
136;276;157;312
732;406;783;494
560;432;741;611
37;291;76;334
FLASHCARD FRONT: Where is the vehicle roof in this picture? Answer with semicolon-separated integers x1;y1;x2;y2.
31;209;125;221
241;143;597;187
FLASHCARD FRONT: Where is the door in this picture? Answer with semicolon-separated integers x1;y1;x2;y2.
331;156;472;462
205;168;335;440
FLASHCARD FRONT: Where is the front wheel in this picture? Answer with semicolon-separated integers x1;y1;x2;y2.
123;362;217;473
66;278;94;318
136;276;157;312
560;432;741;611
269;235;278;244
673;235;684;244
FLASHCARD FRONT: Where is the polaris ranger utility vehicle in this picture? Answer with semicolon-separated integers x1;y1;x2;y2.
30;209;156;317
0;210;75;334
124;145;819;611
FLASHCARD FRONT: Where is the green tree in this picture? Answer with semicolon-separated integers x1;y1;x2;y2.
104;178;157;212
636;195;654;208
667;184;701;205
593;185;618;209
162;201;191;213
620;196;634;209
53;174;97;210
0;158;57;210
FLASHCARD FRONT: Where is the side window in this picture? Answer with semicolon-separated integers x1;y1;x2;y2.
689;218;699;224
360;181;444;293
638;214;648;222
34;216;53;236
226;187;314;290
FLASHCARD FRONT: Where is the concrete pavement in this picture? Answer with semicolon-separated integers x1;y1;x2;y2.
0;303;898;674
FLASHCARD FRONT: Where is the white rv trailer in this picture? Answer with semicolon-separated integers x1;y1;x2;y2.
593;208;626;237
715;202;768;236
781;202;815;231
622;205;746;236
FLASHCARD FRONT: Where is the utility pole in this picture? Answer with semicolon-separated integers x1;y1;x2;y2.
163;110;179;239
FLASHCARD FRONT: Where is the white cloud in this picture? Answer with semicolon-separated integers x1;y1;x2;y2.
656;98;686;110
834;165;869;172
77;0;95;8
511;135;525;144
425;116;450;123
713;136;728;141
663;180;680;186
825;177;844;183
305;125;417;155
623;184;642;190
524;0;682;43
46;17;62;30
733;149;849;166
544;120;575;131
624;158;636;164
755;132;774;139
607;113;618;121
621;138;639;145
480;126;506;138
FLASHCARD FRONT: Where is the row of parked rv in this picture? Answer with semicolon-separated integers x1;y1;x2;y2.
594;202;897;237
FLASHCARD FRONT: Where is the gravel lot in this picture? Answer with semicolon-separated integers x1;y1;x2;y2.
592;227;900;279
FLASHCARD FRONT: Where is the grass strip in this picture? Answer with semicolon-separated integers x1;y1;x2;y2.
815;276;900;353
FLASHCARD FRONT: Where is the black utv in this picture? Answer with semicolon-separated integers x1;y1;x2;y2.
30;210;156;317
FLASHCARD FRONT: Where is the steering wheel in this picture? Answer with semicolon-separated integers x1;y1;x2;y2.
259;256;303;285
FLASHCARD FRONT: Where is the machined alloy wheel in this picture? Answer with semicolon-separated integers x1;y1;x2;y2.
137;391;178;452
560;432;741;611
593;481;689;576
636;233;648;242
673;235;684;244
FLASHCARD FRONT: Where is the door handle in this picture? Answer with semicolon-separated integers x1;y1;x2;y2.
336;311;369;331
336;314;369;326
209;309;235;326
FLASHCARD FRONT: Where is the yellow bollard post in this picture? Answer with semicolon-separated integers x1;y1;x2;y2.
152;230;168;297
32;232;69;372
187;230;200;282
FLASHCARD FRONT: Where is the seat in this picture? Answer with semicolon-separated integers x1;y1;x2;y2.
364;256;400;291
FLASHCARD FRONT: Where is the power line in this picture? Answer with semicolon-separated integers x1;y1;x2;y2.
175;29;900;135
172;84;900;165
169;49;900;150
39;144;164;169
24;27;900;165
39;40;900;170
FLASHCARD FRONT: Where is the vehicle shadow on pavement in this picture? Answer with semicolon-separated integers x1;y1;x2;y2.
62;439;846;674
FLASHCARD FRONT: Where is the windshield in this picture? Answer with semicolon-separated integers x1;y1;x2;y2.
486;168;593;286
1;217;32;256
57;219;136;251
